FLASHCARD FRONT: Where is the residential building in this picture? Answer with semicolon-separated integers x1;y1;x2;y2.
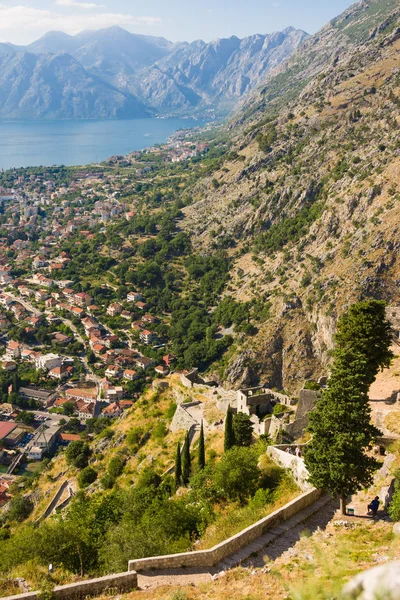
36;353;62;372
140;330;158;345
107;303;123;317
123;369;138;381
127;291;143;302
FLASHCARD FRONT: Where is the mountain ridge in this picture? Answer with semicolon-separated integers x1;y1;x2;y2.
0;25;308;119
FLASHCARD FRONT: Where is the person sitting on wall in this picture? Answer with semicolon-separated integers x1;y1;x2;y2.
367;496;380;517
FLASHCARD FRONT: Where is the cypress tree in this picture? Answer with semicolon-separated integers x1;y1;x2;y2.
304;300;393;515
224;405;235;452
182;432;191;486
175;442;182;488
198;421;205;470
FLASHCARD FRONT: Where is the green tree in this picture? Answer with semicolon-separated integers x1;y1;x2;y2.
16;411;35;426
77;467;97;489
233;412;253;447
224;405;235;452
175;442;182;488
182;433;191;486
333;300;393;391
65;440;91;468
7;495;34;522
212;446;260;503
304;301;393;515
108;455;125;478
198;421;205;470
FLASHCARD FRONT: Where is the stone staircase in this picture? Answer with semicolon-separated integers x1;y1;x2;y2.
215;493;332;571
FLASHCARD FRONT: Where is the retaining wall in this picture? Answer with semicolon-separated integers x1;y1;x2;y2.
128;488;321;572
2;571;138;600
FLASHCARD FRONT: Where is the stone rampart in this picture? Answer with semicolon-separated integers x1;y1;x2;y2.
128;488;321;572
2;571;138;600
267;447;313;491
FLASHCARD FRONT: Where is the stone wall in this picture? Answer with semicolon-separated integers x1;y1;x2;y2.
267;447;313;491
2;572;138;600
170;402;201;433
128;488;321;572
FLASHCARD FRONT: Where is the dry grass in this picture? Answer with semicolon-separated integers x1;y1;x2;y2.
385;411;400;435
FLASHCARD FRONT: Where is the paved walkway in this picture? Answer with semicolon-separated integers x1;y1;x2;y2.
136;494;334;590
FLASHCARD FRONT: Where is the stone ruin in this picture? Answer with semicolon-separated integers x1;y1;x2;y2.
235;386;320;442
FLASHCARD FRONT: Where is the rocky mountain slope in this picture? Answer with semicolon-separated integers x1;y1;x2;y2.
0;26;307;119
0;51;150;120
181;0;400;392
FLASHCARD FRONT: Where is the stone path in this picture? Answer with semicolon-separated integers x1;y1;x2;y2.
136;494;334;591
217;493;334;571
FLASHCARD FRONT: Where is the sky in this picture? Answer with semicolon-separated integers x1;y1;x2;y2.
0;0;356;46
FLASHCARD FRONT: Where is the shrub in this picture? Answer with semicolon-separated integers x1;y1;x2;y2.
77;467;97;489
7;496;34;522
108;455;125;478
212;446;260;502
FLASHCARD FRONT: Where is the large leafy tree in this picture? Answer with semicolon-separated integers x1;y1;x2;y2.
304;300;393;514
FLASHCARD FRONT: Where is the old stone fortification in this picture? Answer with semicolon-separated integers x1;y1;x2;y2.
256;389;319;441
180;368;216;390
2;572;138;600
170;401;201;433
267;447;313;491
128;488;321;572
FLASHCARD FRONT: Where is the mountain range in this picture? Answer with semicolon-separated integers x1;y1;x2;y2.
0;26;308;120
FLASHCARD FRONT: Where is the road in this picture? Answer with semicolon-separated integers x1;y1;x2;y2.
7;293;42;317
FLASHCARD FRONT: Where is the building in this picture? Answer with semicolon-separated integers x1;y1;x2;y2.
135;356;156;370
36;353;62;371
127;291;143;302
105;365;122;379
19;387;57;406
0;421;17;444
35;423;61;451
123;369;138;381
6;341;21;359
60;433;81;445
48;365;70;381
107;303;123;317
140;330;158;345
236;387;294;418
2;425;25;448
74;292;92;307
102;402;122;418
28;446;44;460
66;388;98;403
76;401;97;422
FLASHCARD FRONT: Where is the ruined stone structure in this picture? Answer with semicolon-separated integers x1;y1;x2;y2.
236;387;295;418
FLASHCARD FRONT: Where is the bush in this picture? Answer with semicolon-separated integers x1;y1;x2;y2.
108;455;125;478
78;467;97;489
100;473;115;490
7;496;34;522
65;441;91;469
212;447;260;502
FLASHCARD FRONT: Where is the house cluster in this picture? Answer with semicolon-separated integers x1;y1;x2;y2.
4;341;74;380
52;381;133;422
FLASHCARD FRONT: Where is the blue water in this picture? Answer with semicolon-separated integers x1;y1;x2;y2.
0;118;205;170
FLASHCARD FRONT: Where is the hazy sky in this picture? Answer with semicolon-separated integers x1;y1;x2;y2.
0;0;356;45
